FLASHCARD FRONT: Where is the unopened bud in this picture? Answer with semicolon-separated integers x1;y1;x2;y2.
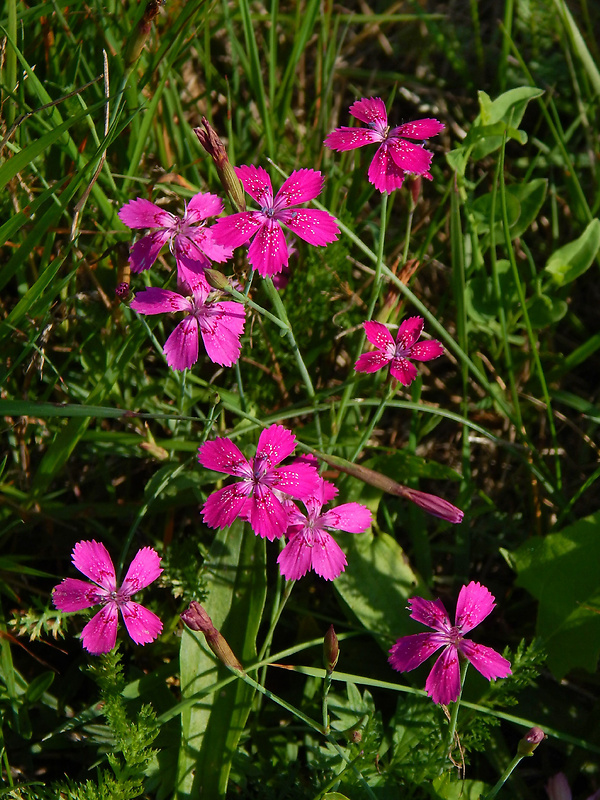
204;268;232;292
409;175;422;209
517;726;545;756
124;0;162;68
180;601;244;672
315;452;464;524
139;441;169;460
194;119;246;212
323;625;339;673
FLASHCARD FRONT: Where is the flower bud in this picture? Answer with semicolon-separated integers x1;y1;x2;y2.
123;0;162;68
180;602;244;672
194;119;246;212
315;452;464;524
204;268;232;292
323;625;339;673
517;726;545;756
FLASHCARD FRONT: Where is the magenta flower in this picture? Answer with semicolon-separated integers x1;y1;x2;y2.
198;424;320;541
324;97;444;193
118;192;234;283
277;477;372;581
547;774;600;800
355;317;444;386
52;540;163;655
388;582;512;705
210;166;339;278
129;279;245;371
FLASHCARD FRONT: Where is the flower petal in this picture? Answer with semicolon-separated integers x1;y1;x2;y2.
396;316;424;351
546;774;573;800
199;301;245;367
118;198;176;230
53;578;105;611
425;645;461;704
198;437;250;477
183;192;224;224
256;424;298;466
393;119;445;140
201;483;250;529
310;530;347;580
388;631;447;672
355;351;392;374
270;463;320;500
247;219;288;277
389;356;418;385
455;581;496;633
120;547;163;596
324;127;381;151
387;137;434;176
320;502;372;533
211;212;263;250
409;340;444;361
408;596;451;631
278;208;339;246
80;604;119;654
367;145;406;193
235;165;274;206
277;532;313;581
172;234;212;272
363;320;396;351
163;316;199;371
71;540;116;593
120;600;163;645
349;96;388;127
130;287;190;315
274;169;325;208
248;484;288;541
459;639;512;681
129;229;172;273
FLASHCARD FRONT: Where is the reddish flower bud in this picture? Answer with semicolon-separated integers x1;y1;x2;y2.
194;119;246;212
123;0;162;68
517;726;545;756
180;602;244;672
323;625;339;673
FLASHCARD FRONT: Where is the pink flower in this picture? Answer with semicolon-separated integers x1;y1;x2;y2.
198;424;320;541
324;97;444;193
355;317;444;386
52;540;163;655
388;582;512;705
277;477;372;581
546;774;600;800
210;166;339;277
118;192;234;284
129;278;245;371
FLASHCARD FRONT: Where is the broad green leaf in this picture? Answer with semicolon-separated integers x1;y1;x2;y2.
526;293;568;328
466;260;518;327
512;513;600;678
478;86;544;127
176;520;266;799
432;773;487;799
334;530;427;645
544;218;600;286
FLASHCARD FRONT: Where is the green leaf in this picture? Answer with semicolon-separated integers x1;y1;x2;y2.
512;513;600;678
176;520;266;799
334;530;428;644
25;671;55;703
478;86;544;127
431;773;487;799
544;218;600;286
526;293;568;328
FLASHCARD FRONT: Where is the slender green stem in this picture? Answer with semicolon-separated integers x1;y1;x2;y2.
444;659;469;767
258;579;295;663
263;278;323;449
322;670;333;733
350;382;395;462
480;753;526;800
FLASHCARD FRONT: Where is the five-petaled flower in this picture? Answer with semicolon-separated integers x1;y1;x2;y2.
277;476;372;581
355;316;444;385
210;166;339;277
198;424;320;541
324;97;444;194
388;581;512;705
53;540;163;655
129;278;245;371
118;192;233;285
